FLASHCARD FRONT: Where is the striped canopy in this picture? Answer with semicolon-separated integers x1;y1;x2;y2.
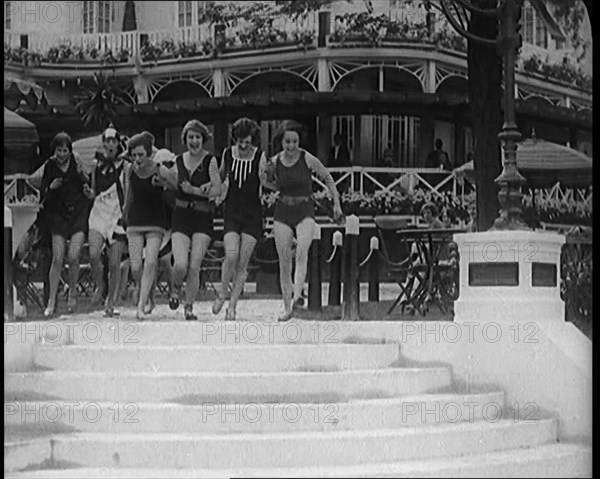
455;135;593;189
4;77;48;111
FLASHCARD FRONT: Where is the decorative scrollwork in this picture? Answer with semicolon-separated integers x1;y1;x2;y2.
517;84;563;107
148;72;214;101
329;59;427;91
435;63;468;89
224;61;319;95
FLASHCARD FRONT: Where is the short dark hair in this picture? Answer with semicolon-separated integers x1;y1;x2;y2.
128;131;155;156
273;120;305;148
435;139;443;149
51;132;72;153
232;117;259;141
420;202;438;217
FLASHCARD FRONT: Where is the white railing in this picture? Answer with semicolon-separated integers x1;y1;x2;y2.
4;174;40;205
27;30;140;58
144;25;210;47
313;167;457;197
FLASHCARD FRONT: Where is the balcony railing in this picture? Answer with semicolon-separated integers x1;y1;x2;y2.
4;3;589;85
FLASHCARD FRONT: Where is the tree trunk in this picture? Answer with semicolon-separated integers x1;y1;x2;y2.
467;0;503;231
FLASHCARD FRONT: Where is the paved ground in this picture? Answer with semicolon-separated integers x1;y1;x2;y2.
13;283;453;323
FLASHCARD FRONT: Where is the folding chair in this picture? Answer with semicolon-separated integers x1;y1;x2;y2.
374;215;429;316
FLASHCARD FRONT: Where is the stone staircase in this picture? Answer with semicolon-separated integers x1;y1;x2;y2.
4;321;592;478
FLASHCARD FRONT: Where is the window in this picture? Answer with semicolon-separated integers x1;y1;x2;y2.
522;1;549;49
177;1;206;27
178;1;192;27
5;2;12;30
98;1;111;33
83;1;112;34
523;4;535;45
535;18;548;48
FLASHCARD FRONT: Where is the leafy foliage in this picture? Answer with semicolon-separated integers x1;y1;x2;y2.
276;0;335;21
545;0;590;61
74;72;128;128
521;54;592;90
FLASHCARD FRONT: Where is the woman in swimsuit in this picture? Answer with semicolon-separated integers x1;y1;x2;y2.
123;132;168;319
270;120;344;321
40;132;91;316
153;120;222;320
213;118;269;321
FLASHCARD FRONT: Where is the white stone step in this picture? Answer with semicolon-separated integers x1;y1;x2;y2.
5;367;451;402
32;343;400;373
4;443;591;478
4;391;505;434
4;419;558;471
19;320;373;346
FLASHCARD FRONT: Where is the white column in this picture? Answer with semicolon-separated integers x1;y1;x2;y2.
318;58;330;92
426;60;436;94
213;68;225;97
133;75;149;104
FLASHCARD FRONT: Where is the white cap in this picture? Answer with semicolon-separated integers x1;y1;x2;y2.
103;127;118;139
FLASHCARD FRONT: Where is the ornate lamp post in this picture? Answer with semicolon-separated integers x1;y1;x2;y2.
439;0;529;230
439;0;568;326
492;0;528;230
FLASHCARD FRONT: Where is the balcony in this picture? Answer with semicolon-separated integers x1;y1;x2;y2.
3;4;592;95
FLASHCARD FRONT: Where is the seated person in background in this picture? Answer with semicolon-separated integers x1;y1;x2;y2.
420;203;445;230
440;206;456;228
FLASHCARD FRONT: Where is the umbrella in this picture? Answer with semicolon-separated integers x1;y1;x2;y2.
4;77;48;111
4;107;40;175
454;132;593;189
4;107;39;144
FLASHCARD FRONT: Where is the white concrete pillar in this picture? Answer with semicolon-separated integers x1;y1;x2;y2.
454;231;566;324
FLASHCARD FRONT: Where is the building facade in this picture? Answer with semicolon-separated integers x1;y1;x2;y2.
4;0;593;170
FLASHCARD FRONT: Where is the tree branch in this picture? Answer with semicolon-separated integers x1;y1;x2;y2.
439;0;498;46
451;2;467;30
452;0;499;16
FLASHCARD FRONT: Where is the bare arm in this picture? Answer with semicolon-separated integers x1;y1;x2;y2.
206;156;223;198
259;153;279;192
218;150;229;197
304;151;341;209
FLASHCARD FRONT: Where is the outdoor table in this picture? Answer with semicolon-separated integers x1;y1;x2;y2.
395;227;465;315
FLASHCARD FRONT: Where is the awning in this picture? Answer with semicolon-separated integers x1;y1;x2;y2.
4;107;39;145
4;77;49;111
455;133;593;189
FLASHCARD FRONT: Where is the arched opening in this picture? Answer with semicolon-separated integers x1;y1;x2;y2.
153;80;210;103
437;76;469;105
333;67;423;94
230;71;314;97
